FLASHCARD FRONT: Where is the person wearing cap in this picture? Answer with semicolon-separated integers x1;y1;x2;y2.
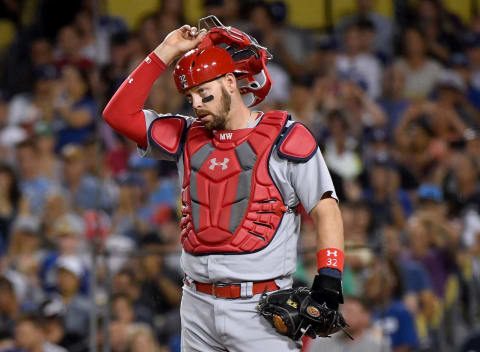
51;256;90;339
103;21;344;351
6;216;46;305
40;298;88;352
39;213;89;295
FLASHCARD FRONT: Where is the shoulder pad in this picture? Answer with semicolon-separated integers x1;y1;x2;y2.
148;115;188;158
262;110;290;120
277;122;317;162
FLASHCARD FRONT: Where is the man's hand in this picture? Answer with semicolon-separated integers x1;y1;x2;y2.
257;287;351;341
310;269;344;336
154;25;207;65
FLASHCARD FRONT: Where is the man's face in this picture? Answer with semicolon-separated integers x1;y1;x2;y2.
63;157;86;181
185;78;232;131
17;146;37;177
57;268;80;295
112;273;131;295
15;321;42;349
340;299;369;334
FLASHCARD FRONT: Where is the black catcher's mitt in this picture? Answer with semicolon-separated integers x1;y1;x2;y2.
257;287;352;341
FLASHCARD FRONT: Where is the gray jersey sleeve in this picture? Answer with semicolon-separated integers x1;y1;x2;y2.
137;109;195;161
288;146;338;213
269;120;337;214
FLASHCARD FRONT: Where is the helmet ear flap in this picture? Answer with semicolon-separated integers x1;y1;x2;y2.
238;69;273;107
226;44;272;106
241;92;256;107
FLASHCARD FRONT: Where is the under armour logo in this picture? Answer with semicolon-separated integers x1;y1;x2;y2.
145;57;151;64
179;74;188;89
326;250;337;257
128;78;134;84
209;158;229;170
219;133;232;140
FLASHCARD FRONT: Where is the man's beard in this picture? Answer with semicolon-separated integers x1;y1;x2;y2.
198;87;231;131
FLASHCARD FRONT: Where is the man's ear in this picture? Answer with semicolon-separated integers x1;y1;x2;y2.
223;73;237;94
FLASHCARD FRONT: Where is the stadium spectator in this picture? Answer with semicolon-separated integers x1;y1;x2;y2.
335;0;395;56
379;66;410;137
111;293;136;325
336;20;383;99
40;298;87;352
0;164;20;250
323;109;362;185
361;159;410;232
248;1;311;77
5;216;45;304
8;314;67;352
340;202;374;296
443;153;480;217
52;256;90;338
411;0;465;62
74;10;110;65
39;213;88;294
55;65;96;150
287;76;323;137
406;215;457;299
35;123;62;183
6;65;59;130
365;259;419;352
136;233;181;345
54;26;93;71
126;323;162;352
0;276;35;344
306;296;391;352
60;144;115;213
112;268;153;325
16;140;55;215
394;27;443;99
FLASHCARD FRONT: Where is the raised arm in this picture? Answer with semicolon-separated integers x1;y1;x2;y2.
102;25;206;148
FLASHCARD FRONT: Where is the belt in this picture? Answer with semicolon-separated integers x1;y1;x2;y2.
184;278;279;299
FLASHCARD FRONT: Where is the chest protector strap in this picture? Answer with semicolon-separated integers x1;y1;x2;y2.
181;111;290;255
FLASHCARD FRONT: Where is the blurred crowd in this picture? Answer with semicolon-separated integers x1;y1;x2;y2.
0;0;479;351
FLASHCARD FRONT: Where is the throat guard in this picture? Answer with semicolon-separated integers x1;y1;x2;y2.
181;111;290;255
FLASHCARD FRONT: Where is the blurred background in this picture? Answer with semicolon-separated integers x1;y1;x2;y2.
0;0;479;351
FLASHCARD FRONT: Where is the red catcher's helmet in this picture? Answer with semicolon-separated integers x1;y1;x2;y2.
173;15;273;107
173;46;236;92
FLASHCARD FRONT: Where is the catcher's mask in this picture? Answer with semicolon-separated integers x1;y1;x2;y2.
173;15;273;107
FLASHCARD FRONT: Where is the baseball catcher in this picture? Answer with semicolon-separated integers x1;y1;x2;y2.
103;15;350;351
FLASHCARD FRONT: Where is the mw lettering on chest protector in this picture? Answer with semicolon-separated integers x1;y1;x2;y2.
180;111;290;255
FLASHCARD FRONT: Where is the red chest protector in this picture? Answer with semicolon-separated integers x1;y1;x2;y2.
180;111;290;255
